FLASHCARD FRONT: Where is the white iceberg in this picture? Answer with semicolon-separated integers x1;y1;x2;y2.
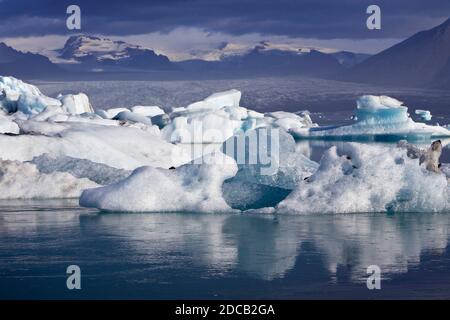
0;76;95;118
295;95;450;141
162;89;315;143
80;152;238;212
222;128;318;190
131;105;165;117
113;110;153;126
415;109;432;121
0;76;61;114
58;93;94;115
0;158;98;199
277;143;449;214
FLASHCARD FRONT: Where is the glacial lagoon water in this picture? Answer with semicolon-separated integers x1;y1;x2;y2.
1;199;450;299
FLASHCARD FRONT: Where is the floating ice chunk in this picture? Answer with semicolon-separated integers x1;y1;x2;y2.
80;152;238;212
415;109;432;121
162;90;315;143
0;158;98;199
222;179;291;211
113;110;152;126
94;109;110;119
296;95;450;141
162;109;246;143
265;111;316;135
131;106;165;117
355;95;408;124
102;108;130;119
187;89;241;110
357;95;404;110
31;154;131;185
277;143;449;214
0;115;19;134
59;93;94;114
0;76;61;114
222;128;318;190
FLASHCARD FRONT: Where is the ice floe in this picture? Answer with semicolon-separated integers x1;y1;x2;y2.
161;89;315;143
295;95;450;141
0;76;61;114
277;143;449;214
80;152;238;212
415;109;432;121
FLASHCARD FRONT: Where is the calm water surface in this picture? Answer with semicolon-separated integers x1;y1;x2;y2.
1;200;449;299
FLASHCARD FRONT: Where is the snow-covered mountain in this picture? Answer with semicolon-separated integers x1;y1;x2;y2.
178;41;369;76
343;17;450;88
0;42;63;78
58;35;175;71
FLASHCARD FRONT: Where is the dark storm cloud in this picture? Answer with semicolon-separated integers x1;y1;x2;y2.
0;0;449;39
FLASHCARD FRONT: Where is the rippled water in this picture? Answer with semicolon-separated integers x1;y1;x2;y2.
1;200;449;299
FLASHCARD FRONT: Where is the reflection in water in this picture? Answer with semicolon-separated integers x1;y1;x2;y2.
1;201;450;298
89;213;448;281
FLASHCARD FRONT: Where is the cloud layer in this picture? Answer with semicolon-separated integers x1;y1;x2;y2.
0;0;448;39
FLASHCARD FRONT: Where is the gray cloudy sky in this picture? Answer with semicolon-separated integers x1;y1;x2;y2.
0;0;449;60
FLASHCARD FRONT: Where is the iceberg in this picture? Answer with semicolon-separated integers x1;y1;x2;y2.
277;143;449;214
0;158;98;199
295;95;450;141
162;89;315;143
222;128;318;190
415;109;432;121
113;110;153;126
0;76;61;114
220;128;318;210
58;93;94;114
0;76;190;170
131;105;165;117
80;152;238;212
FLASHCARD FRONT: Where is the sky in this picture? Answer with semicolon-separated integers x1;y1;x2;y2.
0;0;449;61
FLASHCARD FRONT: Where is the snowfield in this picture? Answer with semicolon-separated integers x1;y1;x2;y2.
1;75;449;212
